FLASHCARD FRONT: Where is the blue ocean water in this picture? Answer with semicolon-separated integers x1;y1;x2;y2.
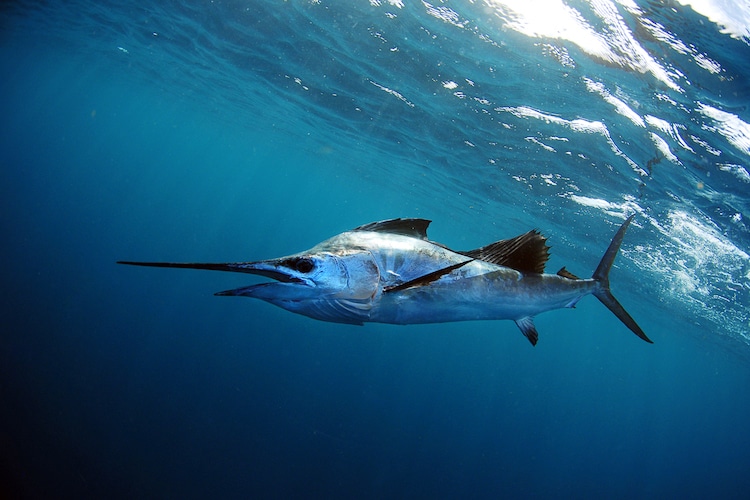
2;0;750;497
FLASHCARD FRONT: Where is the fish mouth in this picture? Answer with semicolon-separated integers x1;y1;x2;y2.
237;267;304;284
213;263;309;297
213;281;298;298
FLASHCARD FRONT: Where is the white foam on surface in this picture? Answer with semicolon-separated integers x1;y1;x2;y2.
570;194;750;343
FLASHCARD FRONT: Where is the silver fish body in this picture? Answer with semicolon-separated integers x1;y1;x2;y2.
371;264;598;325
119;217;651;346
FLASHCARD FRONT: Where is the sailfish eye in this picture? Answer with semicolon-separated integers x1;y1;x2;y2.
294;257;315;273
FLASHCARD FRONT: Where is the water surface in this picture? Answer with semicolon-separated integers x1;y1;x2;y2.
2;1;749;498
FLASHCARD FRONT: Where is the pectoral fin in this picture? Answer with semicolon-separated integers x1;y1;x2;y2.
515;317;539;346
383;259;474;293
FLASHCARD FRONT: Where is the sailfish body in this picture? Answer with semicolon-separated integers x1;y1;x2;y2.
119;216;651;346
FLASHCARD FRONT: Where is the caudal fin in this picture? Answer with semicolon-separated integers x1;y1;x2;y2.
592;215;653;343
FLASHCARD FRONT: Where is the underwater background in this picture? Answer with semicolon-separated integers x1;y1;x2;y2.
2;0;750;498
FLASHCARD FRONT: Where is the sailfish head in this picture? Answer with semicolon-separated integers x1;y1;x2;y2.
118;244;381;324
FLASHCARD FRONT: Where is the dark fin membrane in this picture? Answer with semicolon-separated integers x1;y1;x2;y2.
383;259;474;293
557;267;580;280
515;317;539;346
594;289;652;343
591;215;653;344
461;230;550;274
353;218;431;239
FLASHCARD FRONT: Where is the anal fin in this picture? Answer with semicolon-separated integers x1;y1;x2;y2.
515;317;539;346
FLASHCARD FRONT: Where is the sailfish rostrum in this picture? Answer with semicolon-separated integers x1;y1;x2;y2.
118;216;652;345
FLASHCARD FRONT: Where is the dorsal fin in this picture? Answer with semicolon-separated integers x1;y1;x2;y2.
461;230;550;274
557;267;580;280
352;218;431;239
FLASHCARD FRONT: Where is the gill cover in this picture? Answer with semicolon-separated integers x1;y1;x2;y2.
217;249;381;324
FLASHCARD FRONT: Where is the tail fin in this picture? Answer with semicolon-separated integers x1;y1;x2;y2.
592;215;653;343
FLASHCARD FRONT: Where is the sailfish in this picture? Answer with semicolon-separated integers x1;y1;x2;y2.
118;215;652;345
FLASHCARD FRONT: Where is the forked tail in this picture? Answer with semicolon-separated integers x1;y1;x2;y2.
592;215;653;343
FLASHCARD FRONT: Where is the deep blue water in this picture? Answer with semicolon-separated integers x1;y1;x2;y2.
2;0;750;498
